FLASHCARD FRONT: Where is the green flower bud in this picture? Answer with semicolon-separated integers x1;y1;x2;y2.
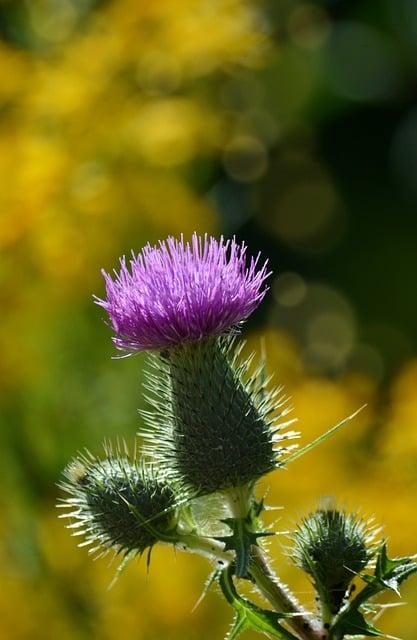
141;336;297;496
291;508;373;618
59;453;177;556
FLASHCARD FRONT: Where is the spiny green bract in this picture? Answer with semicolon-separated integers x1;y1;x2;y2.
140;336;298;496
59;452;177;556
291;509;374;615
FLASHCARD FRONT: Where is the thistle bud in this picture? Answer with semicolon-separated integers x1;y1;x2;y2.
291;508;373;619
59;453;177;556
141;337;297;496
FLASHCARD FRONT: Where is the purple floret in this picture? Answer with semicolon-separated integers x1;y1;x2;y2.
95;233;270;352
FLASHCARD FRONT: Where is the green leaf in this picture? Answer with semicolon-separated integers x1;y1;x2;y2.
192;567;222;612
367;543;417;595
217;517;274;578
285;405;366;465
331;609;383;638
330;542;417;639
107;550;135;590
227;615;247;640
219;567;299;640
251;497;266;520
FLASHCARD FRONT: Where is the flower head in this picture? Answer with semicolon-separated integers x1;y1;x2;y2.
95;233;269;352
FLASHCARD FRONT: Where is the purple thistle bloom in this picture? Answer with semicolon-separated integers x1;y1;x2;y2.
95;233;270;352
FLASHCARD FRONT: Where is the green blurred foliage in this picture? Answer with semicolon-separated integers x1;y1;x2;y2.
1;0;417;638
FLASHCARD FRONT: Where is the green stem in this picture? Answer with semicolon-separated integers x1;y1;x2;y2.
249;546;325;640
224;485;253;518
329;584;378;640
223;488;325;639
175;532;233;565
314;582;333;628
219;566;300;640
175;529;326;640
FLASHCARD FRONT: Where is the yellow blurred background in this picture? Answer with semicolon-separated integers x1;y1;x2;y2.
1;0;417;638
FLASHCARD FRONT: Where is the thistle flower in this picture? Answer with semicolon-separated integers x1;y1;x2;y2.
291;508;375;619
59;452;177;556
141;337;298;496
95;233;269;352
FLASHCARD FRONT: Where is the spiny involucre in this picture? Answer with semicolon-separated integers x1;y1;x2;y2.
95;233;269;352
140;337;298;496
59;452;178;556
292;508;376;615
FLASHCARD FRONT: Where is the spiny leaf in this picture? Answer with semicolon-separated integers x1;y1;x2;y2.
331;608;384;637
226;614;247;640
107;550;135;590
217;517;274;578
363;543;417;595
284;405;366;466
139;336;298;496
219;567;299;640
330;543;417;639
192;567;222;612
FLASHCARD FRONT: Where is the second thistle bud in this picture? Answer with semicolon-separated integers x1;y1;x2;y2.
60;453;178;556
291;508;373;620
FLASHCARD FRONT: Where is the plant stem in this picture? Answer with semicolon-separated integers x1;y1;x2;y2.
223;488;325;639
224;485;253;518
328;583;377;639
175;532;233;565
175;531;326;640
249;546;325;640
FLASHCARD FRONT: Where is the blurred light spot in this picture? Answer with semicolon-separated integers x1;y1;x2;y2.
390;107;417;198
220;74;263;112
348;343;385;382
127;99;218;166
367;324;412;372
237;108;280;144
273;272;306;307
29;0;78;44
36;222;84;279
209;179;252;233
391;358;417;402
259;48;318;124
384;0;417;52
273;178;344;253
270;282;356;374
71;162;108;203
223;135;267;182
288;4;331;50
324;22;400;102
244;327;303;385
136;53;182;95
306;310;355;370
